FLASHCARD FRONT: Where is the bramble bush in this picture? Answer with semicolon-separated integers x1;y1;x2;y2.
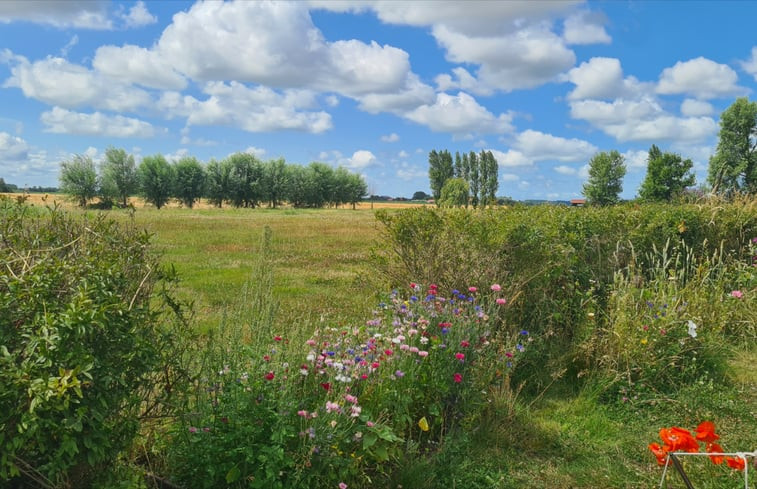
0;199;193;487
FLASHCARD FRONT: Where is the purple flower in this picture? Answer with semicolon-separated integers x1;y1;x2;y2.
516;344;525;352
394;370;405;378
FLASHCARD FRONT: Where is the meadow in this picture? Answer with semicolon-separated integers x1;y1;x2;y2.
2;194;756;488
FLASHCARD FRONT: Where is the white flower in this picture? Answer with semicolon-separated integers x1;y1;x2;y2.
687;320;698;338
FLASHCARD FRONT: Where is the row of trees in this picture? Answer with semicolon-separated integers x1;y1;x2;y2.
59;149;368;209
583;97;755;205
428;150;499;207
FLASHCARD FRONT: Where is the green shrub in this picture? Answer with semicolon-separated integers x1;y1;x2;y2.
0;201;191;487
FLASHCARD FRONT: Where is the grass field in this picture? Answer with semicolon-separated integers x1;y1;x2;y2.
6;194;756;488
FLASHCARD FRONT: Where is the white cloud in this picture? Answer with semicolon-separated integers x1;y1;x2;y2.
578;163;590;179
514;129;597;162
680;99;714;117
396;164;426;181
657;57;746;99
554;165;578;175
623;149;649;170
562;10;611;45
343;150;377;169
398;150;409;158
404;92;514;135
93;45;186;90
4;53;151;112
740;46;757;81
0;1;112;29
119;1;157;28
244;146;267;157
0;131;29;160
356;73;435;114
433;23;576;94
381;132;400;142
158;82;332;134
489;149;532;167
570;98;718;142
40;107;157;138
563;57;647;100
60;35;78;57
500;173;520;182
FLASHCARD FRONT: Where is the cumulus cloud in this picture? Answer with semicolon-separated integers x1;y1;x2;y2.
158;82;333;134
515;129;597;162
244;146;267;157
0;131;29;160
0;1;112;29
381;133;399;142
93;45;186;90
343;150;377;169
622;149;649;170
554;165;578;175
4;53;151;112
404;92;514;135
562;57;647;100
657;57;746;99
40;107;157;138
395;163;426;181
570;97;718;142
562;10;611;45
119;1;157;28
740;46;757;81
489;149;532;167
680;99;714;117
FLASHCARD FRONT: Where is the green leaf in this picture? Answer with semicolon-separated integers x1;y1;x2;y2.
362;432;378;449
225;465;241;483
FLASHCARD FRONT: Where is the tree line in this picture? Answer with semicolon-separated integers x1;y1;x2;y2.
59;149;368;209
428;149;499;207
582;96;757;205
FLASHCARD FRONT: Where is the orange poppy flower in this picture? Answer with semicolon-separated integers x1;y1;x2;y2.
648;442;668;466
695;421;720;443
660;427;699;453
705;442;725;465
725;456;745;471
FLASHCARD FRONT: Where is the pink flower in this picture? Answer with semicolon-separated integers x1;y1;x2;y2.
731;290;743;299
326;401;340;413
453;373;463;383
491;284;502;292
344;394;358;404
468;286;477;293
306;339;317;346
384;349;393;356
366;421;375;427
418;350;429;357
409;346;419;353
455;352;465;361
350;405;362;417
460;340;470;348
496;298;507;305
297;410;308;418
339;483;348;489
505;352;513;358
274;335;282;341
188;426;198;433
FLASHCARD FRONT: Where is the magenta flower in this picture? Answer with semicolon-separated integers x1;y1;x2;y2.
455;352;465;361
496;298;507;305
188;426;198;433
264;371;275;381
339;482;348;489
394;370;405;378
468;286;477;293
453;373;463;383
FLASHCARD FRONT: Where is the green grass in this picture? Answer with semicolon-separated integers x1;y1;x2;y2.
90;205;757;487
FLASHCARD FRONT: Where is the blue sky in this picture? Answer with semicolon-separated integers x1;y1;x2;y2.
1;1;756;200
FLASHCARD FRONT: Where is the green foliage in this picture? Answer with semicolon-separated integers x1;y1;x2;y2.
438;178;469;207
0;201;192;486
262;158;289;208
428;150;454;203
638;145;695;201
708;97;757;194
411;191;431;201
139;154;174;209
582;150;626;206
100;147;138;207
173;156;207;208
205;158;231;208
59;155;98;207
227;152;264;208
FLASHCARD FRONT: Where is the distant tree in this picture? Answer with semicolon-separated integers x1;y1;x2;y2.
0;178;12;193
412;190;431;200
100;147;138;207
481;150;499;207
59;155;98;207
262;158;289;208
438;178;469;207
307;162;335;207
205;158;231;208
582;150;626;206
173;156;206;208
708;97;757;194
285;164;308;208
428;150;454;204
454;152;463;178
227;152;264;208
139;154;174;209
638;145;695;201
468;151;480;208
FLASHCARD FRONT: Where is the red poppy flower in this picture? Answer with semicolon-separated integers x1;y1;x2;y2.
320;382;331;391
264;371;275;381
695;421;719;443
274;335;282;341
705;442;725;465
725;456;745;471
648;442;668;466
659;427;699;453
263;355;271;362
460;340;470;348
